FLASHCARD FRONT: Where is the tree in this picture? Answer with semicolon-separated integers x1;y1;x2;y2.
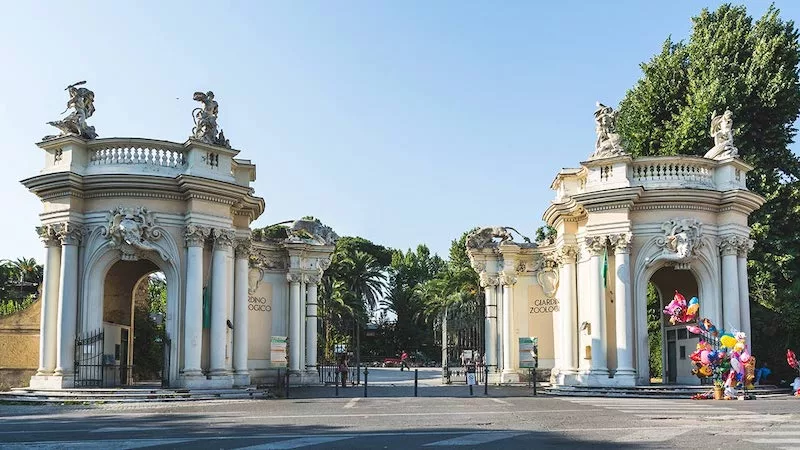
617;3;800;370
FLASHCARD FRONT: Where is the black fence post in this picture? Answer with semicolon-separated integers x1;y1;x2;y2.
363;367;369;398
484;365;489;395
531;368;537;396
285;370;290;399
414;369;418;397
335;374;339;396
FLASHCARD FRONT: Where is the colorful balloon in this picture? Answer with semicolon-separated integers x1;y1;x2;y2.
720;335;737;348
686;325;702;335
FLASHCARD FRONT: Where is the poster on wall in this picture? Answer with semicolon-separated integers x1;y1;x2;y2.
270;336;288;368
519;337;538;368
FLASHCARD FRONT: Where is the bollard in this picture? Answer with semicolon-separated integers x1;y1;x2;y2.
414;369;418;397
531;368;537;396
470;384;473;396
335;372;339;396
285;370;290;399
484;365;489;396
364;366;369;398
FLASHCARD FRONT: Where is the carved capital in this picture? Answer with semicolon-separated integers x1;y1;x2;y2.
470;259;487;273
303;273;322;285
718;235;741;256
737;238;754;258
286;272;303;284
234;238;252;259
36;224;62;247
610;232;632;254
584;235;608;256
557;245;578;263
479;272;500;287
318;257;332;271
185;224;210;247
499;272;517;286
212;228;235;250
57;223;83;246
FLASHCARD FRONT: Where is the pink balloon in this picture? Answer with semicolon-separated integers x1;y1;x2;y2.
686;325;702;335
740;350;751;363
700;350;710;365
731;358;742;374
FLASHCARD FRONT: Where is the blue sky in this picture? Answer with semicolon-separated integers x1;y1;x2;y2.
1;1;798;261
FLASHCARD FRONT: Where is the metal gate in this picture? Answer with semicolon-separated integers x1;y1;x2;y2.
161;337;171;388
442;295;485;384
74;329;104;387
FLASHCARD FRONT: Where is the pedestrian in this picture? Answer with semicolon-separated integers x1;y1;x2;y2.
754;361;771;385
338;355;349;387
400;350;410;371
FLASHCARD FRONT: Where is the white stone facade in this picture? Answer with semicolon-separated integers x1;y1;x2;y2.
469;155;764;386
23;136;333;389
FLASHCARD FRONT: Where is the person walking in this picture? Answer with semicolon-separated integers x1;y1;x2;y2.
338;355;349;387
400;350;410;371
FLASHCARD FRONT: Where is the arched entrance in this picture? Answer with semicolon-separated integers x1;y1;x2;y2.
647;267;699;385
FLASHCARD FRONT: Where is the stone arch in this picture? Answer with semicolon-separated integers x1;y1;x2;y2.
79;226;182;384
632;235;719;385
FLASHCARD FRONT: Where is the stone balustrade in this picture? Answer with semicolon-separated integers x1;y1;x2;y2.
37;136;256;187
553;155;751;201
88;139;186;168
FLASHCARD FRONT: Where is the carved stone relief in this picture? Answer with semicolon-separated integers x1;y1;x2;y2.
646;219;703;269
103;207;167;261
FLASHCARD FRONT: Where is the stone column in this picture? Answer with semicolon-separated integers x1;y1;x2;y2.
557;245;577;380
53;224;82;379
738;239;753;343
584;236;609;377
305;273;320;371
287;272;302;373
299;279;306;372
499;271;517;381
611;234;635;383
35;226;62;376
210;229;234;378
481;272;499;370
720;236;741;332
183;225;208;380
233;238;251;386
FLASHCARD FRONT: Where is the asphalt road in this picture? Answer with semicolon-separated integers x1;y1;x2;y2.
1;386;799;449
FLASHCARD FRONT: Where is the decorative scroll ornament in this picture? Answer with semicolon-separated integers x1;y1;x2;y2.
465;226;531;249
646;219;703;269
589;102;626;160
286;217;339;246
43;81;98;141
104;207;167;261
704;109;738;160
191;90;231;148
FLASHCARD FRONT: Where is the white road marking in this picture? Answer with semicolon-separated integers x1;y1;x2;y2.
423;431;525;446
616;429;688;443
343;398;360;409
489;398;512;405
235;436;353;449
0;439;192;449
239;408;589;420
90;427;168;433
748;439;800;445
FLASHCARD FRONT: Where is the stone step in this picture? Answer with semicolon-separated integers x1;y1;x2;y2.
0;387;270;404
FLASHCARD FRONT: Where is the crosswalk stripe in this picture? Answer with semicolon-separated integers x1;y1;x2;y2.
616;429;688;443
234;437;353;449
423;432;525;446
747;439;800;445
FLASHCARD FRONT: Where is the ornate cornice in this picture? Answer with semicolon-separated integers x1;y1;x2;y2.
184;224;210;247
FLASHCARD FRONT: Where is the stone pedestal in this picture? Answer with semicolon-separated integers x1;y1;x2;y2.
29;375;73;389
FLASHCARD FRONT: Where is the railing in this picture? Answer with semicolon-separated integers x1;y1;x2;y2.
317;362;361;386
87;138;186;168
630;157;715;188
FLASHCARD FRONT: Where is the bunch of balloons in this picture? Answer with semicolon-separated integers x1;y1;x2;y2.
687;317;755;398
662;291;700;325
787;349;800;397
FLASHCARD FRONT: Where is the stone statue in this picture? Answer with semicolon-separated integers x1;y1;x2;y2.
104;206;168;261
191;91;231;148
286;218;339;245
645;219;703;268
590;102;626;160
704;109;738;160
43;81;98;141
465;226;531;249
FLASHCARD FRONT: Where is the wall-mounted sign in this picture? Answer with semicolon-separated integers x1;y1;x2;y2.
519;337;538;369
248;296;272;312
270;336;287;368
529;298;559;314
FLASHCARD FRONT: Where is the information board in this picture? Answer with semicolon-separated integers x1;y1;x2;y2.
270;336;288;368
519;337;538;369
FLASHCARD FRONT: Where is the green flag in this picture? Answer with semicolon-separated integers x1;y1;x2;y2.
601;247;608;289
202;286;211;329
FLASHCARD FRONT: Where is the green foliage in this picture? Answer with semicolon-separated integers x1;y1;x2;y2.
133;274;167;381
0;294;36;316
0;257;43;317
646;283;663;380
618;3;800;367
251;224;289;240
535;225;557;244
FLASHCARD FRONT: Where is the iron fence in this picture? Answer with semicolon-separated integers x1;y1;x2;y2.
74;329;104;387
317;362;361;386
443;364;493;385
